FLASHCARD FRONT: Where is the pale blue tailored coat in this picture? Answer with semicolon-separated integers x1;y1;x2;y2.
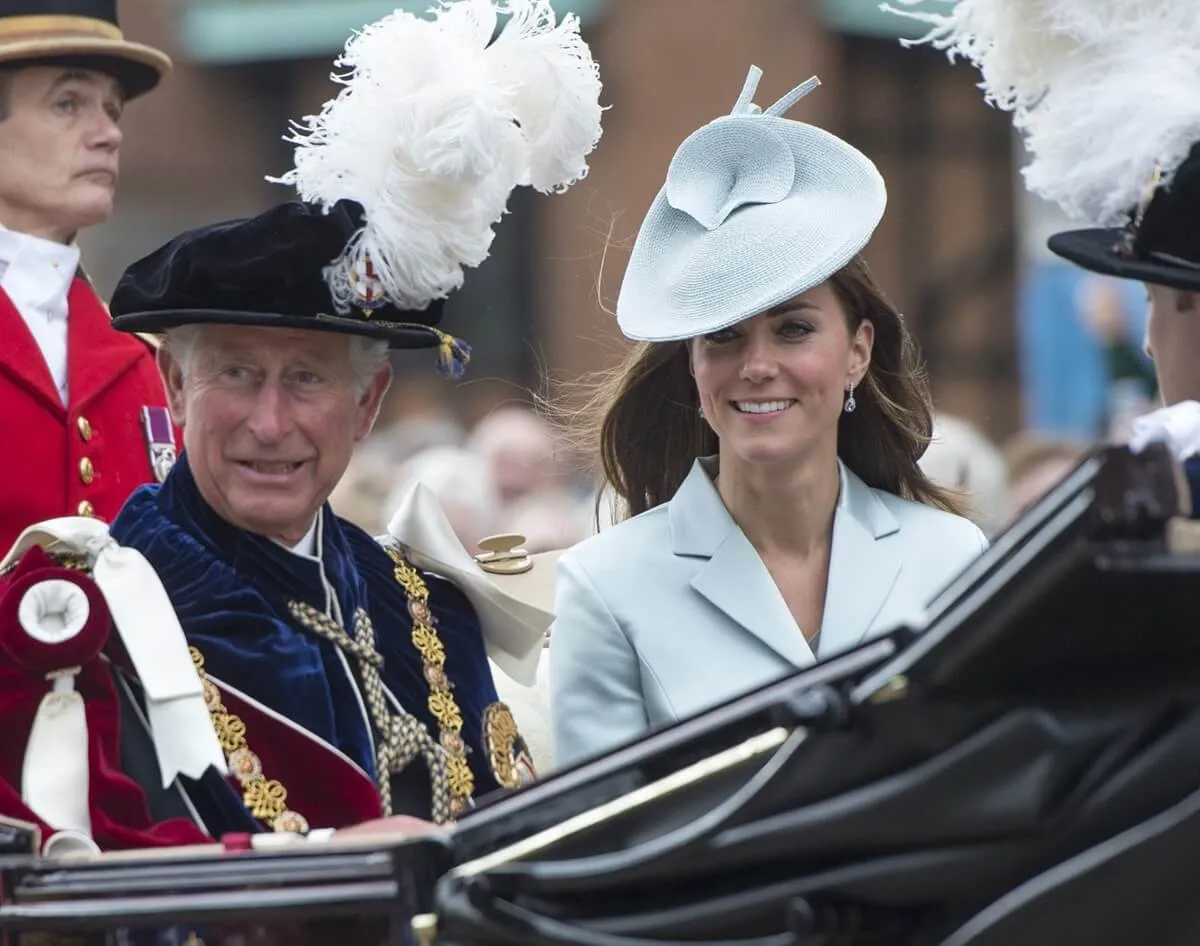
549;457;988;769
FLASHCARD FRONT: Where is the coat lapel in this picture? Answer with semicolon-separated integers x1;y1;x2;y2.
66;278;149;415
671;460;814;667
670;459;903;667
818;465;903;657
0;287;62;416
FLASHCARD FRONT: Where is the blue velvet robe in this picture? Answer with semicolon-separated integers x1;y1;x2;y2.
109;452;505;835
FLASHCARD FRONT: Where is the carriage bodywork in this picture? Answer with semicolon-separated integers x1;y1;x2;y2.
4;445;1200;946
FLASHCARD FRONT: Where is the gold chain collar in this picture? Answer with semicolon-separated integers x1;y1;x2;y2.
384;543;475;814
192;647;309;834
187;543;478;833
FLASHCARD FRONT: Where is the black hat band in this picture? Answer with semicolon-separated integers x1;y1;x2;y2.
1149;250;1200;271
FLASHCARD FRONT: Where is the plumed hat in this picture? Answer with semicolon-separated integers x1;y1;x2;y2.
886;0;1200;291
110;0;604;376
110;200;458;351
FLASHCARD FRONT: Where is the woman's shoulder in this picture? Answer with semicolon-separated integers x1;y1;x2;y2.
872;487;989;554
560;502;674;580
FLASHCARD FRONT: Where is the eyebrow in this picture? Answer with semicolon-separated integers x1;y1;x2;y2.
767;300;820;316
48;70;125;105
49;70;97;93
208;345;336;366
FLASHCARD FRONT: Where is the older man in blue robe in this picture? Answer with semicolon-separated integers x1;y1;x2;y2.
97;0;602;842
105;199;544;840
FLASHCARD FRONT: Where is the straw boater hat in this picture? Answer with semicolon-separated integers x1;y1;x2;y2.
616;66;887;342
0;0;171;99
885;0;1200;292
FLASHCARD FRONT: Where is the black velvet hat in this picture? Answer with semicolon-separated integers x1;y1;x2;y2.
1048;142;1200;293
0;0;171;99
109;200;470;371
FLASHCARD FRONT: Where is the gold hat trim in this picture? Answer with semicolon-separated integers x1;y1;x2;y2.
0;14;123;42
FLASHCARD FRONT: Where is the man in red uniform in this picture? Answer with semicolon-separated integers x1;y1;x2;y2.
0;1;175;551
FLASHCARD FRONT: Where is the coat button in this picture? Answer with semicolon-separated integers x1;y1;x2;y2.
77;500;95;517
76;416;93;442
79;457;94;485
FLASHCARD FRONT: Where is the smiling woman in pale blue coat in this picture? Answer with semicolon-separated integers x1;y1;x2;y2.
548;66;988;770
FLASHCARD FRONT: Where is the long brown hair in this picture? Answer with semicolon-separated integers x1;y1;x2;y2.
552;255;964;523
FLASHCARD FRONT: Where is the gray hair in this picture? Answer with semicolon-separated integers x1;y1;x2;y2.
348;335;391;395
162;325;390;396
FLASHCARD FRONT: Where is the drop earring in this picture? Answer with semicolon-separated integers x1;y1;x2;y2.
698;405;706;421
843;382;857;414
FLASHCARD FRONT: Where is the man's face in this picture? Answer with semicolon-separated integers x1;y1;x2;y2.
1145;282;1200;406
0;66;124;241
161;325;392;546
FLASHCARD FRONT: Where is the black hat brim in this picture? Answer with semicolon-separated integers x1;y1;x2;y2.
1048;227;1200;292
110;308;445;350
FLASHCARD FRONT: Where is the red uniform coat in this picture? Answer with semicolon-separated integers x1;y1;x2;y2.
0;277;177;553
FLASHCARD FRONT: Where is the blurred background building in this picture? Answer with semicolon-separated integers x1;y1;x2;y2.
88;0;1158;543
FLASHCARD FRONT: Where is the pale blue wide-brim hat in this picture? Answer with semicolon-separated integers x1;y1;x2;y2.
616;66;887;342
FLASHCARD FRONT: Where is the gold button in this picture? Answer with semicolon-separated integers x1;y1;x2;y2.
79;457;94;485
77;416;93;441
77;500;95;517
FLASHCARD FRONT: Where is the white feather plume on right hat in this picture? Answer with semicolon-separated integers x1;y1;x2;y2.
883;0;1200;228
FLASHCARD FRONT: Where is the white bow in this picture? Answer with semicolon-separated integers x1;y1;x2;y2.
1129;401;1200;461
384;484;550;686
18;579;92;835
1;518;227;787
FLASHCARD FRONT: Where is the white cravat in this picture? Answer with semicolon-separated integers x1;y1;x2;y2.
0;227;80;404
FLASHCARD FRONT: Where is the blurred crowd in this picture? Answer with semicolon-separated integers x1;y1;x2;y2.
330;379;596;553
919;413;1093;537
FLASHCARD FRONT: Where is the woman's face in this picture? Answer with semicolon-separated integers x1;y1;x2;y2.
689;280;873;468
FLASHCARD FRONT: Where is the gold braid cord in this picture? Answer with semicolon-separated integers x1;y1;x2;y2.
287;601;456;824
191;647;309;834
384;543;476;814
0;550;89;577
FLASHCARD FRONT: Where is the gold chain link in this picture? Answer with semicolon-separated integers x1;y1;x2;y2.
385;543;474;816
191;647;310;834
482;703;523;791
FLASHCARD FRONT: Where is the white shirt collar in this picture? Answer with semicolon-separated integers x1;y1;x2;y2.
278;512;321;559
0;226;80;318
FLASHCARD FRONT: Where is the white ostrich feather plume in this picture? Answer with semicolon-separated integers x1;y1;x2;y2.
883;0;1200;226
271;0;603;313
